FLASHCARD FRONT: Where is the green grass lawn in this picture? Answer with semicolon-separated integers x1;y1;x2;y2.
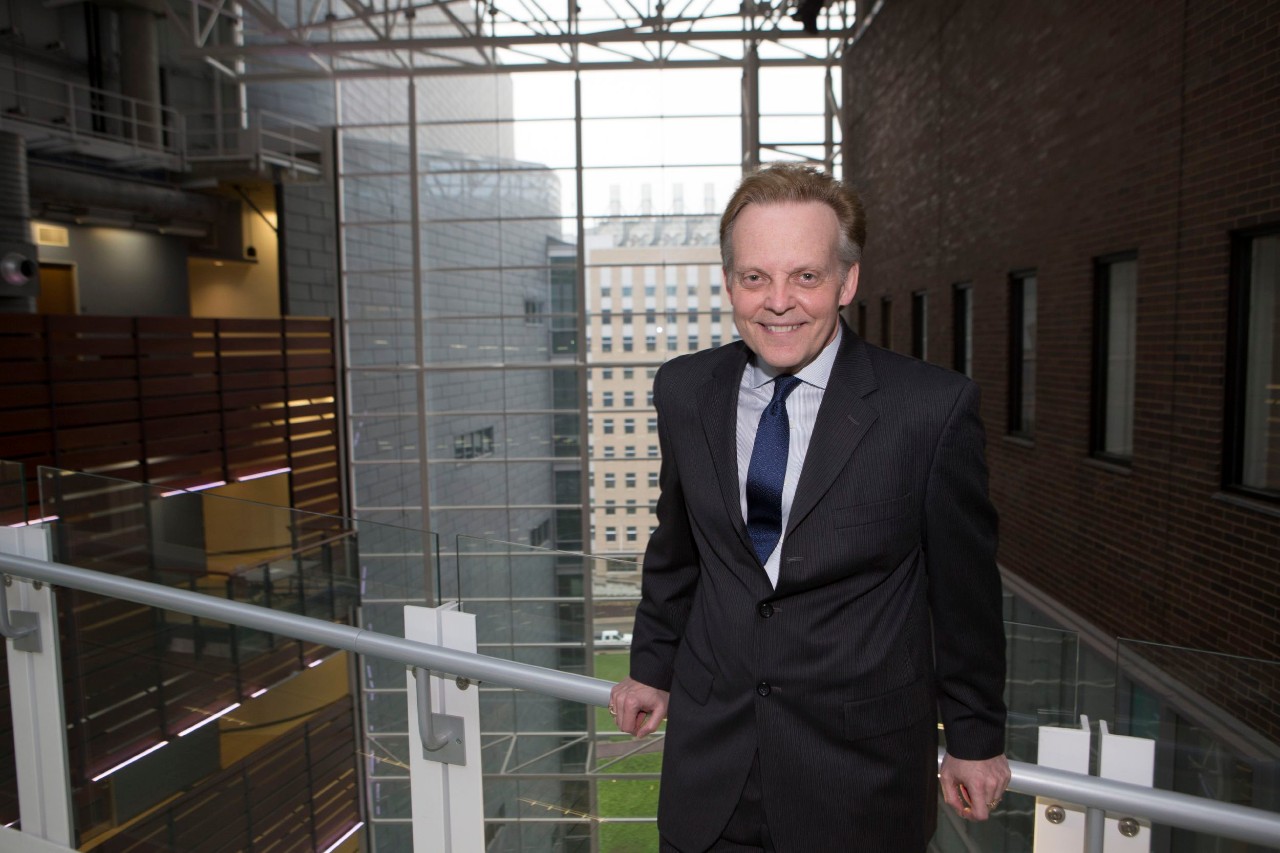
597;752;662;852
594;651;662;851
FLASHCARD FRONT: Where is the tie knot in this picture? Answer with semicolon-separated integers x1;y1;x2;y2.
771;374;802;404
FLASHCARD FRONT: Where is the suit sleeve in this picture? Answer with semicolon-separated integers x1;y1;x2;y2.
629;364;701;692
925;380;1007;760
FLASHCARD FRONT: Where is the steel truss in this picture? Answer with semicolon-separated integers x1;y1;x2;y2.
163;0;863;79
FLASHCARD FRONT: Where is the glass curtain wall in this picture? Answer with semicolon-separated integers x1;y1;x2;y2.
337;63;840;849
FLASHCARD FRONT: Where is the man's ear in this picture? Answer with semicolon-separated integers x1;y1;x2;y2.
839;263;860;307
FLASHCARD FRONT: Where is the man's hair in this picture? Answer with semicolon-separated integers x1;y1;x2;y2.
719;163;867;274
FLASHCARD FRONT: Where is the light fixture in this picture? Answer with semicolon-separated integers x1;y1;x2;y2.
237;467;291;482
8;514;58;528
91;741;169;782
160;480;226;498
177;703;241;737
320;822;365;853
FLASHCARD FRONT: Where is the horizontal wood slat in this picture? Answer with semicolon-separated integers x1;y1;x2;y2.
0;314;339;515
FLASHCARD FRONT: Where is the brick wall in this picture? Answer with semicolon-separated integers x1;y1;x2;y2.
843;0;1280;661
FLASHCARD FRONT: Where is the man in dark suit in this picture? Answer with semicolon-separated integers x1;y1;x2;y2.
609;164;1010;852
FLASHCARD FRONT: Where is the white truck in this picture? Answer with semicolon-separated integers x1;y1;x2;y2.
596;629;633;646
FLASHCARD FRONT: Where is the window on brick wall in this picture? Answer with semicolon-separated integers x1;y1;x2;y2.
1008;271;1037;437
880;297;893;349
911;291;928;360
953;283;972;377
1227;227;1280;498
1092;254;1137;462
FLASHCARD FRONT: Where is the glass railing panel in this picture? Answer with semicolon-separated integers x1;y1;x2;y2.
57;613;363;853
456;535;660;851
455;540;1091;853
1113;640;1280;851
31;465;437;848
932;620;1080;853
0;458;27;527
0;459;23;831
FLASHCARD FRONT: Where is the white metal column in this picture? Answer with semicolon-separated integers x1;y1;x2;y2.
405;602;484;851
0;525;73;846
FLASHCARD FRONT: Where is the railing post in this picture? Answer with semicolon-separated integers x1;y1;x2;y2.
1035;718;1091;853
0;526;74;847
405;602;483;851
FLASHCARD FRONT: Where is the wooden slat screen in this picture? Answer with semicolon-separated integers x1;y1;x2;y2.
0;314;341;526
93;696;361;853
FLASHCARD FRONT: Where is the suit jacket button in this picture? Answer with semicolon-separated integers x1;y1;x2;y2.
756;681;771;697
758;602;774;618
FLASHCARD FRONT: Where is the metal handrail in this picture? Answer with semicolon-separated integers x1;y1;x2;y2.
2;551;1280;849
0;60;185;159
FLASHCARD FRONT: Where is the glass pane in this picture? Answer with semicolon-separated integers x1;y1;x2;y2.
583;68;740;117
511;72;578;120
0;458;26;526
581;166;741;218
346;272;416;319
457;536;660;844
343;223;414;273
759;66;831;115
339;78;410;125
581;116;739;168
339;126;412;175
1115;641;1280;850
1021;277;1038;433
1104;259;1137;457
1243;234;1279;490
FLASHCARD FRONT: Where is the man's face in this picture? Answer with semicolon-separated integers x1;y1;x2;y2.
724;201;859;373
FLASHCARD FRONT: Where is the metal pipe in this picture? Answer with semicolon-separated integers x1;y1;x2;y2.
3;551;1280;848
1084;805;1105;853
415;668;451;751
0;551;612;708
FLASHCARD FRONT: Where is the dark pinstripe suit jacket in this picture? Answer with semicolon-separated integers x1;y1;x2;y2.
629;324;1006;853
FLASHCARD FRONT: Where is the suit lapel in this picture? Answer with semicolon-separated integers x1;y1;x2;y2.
786;328;879;538
698;344;754;562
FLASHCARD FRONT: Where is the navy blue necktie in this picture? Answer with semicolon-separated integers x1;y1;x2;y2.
746;375;802;566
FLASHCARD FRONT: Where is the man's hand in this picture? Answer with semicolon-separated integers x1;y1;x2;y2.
608;676;669;737
939;752;1011;822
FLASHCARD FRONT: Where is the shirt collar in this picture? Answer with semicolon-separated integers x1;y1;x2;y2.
743;323;843;392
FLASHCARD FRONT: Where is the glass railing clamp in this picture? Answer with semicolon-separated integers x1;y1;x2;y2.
414;666;467;766
0;574;40;652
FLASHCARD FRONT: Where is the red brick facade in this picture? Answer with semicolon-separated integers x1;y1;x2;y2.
842;0;1280;660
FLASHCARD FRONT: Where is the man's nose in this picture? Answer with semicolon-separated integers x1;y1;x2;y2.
762;280;793;313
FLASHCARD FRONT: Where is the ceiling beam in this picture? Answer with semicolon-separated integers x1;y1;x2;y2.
187;25;852;58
